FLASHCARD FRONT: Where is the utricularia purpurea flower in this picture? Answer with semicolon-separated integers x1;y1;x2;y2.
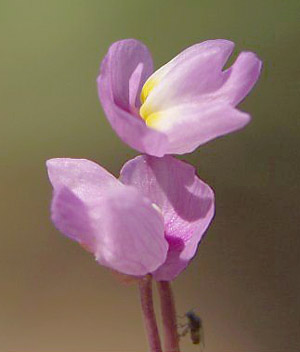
46;38;262;352
98;39;261;156
47;156;214;280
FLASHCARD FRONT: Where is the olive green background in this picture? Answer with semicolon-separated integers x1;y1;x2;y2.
1;1;299;351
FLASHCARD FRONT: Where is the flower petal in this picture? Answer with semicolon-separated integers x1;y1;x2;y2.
47;159;168;276
46;157;121;253
98;39;168;156
146;103;251;154
120;155;215;281
140;40;234;115
100;39;153;112
214;51;262;106
46;158;120;200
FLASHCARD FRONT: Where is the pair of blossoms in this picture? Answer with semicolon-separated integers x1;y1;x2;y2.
47;39;261;281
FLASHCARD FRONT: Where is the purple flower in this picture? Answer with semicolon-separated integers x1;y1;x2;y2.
98;39;262;156
47;155;214;281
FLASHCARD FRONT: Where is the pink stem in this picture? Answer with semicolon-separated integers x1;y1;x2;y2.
139;275;162;352
157;281;181;352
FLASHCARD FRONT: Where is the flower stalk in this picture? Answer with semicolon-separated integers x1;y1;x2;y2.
157;281;180;352
139;275;162;352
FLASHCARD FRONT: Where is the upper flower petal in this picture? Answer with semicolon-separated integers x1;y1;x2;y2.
120;155;215;281
212;51;262;105
140;40;235;115
139;43;261;155
47;158;168;276
97;39;168;156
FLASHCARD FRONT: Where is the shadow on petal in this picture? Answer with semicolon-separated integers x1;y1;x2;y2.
148;157;214;222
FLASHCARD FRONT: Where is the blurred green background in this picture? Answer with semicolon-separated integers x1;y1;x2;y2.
1;0;299;351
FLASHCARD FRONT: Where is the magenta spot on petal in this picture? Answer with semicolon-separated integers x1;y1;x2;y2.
165;234;185;251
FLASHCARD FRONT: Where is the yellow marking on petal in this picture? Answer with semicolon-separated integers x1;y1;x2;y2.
140;77;158;104
140;74;161;121
139;72;163;129
145;112;162;129
139;102;152;120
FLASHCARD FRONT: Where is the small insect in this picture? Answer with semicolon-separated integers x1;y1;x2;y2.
178;310;204;349
186;310;203;344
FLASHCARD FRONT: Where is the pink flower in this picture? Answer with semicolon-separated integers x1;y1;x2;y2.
98;39;262;156
46;155;214;281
